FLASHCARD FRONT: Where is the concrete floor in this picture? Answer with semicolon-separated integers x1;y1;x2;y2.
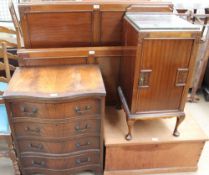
0;95;209;175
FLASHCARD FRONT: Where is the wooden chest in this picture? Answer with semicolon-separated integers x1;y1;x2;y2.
104;107;208;174
119;13;202;140
3;65;106;175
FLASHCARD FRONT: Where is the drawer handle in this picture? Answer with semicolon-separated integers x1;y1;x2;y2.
28;143;43;150
75;106;91;114
75;124;89;132
25;127;41;134
76;141;91;148
32;160;45;167
76;157;91;165
21;106;38;116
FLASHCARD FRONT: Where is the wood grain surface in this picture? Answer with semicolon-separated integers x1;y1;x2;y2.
3;65;106;100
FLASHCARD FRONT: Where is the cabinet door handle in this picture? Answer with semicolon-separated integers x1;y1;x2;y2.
21;106;38;116
32;160;45;167
139;69;152;88
28;143;43;150
25;127;40;134
75;106;91;114
76;141;91;148
76;157;91;165
75;124;89;132
176;68;188;86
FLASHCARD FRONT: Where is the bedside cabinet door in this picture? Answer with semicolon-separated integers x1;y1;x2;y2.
136;39;193;112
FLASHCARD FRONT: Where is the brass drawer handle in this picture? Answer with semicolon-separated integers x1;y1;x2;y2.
75;124;89;132
25;127;41;134
76;141;91;148
32;160;45;167
20;106;38;116
75;105;91;114
76;157;91;165
28;143;43;150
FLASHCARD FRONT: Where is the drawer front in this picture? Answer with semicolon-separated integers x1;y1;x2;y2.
23;165;102;175
10;98;100;119
13;119;100;139
18;136;100;154
21;151;100;169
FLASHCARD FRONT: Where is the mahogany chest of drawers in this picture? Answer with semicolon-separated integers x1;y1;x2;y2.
119;13;201;140
3;65;106;175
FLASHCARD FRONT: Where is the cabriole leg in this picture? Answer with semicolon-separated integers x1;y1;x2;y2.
173;114;185;137
125;119;135;141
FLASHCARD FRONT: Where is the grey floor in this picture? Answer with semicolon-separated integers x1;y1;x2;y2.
0;95;209;175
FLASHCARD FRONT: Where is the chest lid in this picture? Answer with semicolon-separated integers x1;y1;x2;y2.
125;13;201;31
3;65;106;100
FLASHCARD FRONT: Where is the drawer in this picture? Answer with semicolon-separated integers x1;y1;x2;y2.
13;118;100;139
23;165;102;175
18;136;100;155
21;151;100;169
10;98;100;119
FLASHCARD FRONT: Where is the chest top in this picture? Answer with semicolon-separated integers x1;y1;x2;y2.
3;65;106;100
125;13;201;31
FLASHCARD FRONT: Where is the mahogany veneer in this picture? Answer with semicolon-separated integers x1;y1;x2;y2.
3;65;106;175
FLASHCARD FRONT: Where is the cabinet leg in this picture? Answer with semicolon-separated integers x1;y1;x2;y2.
125;120;135;141
173;114;185;137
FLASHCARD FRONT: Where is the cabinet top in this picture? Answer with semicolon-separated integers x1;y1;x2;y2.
125;13;201;31
3;65;106;100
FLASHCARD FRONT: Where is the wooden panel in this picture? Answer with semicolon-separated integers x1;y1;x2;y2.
136;39;193;112
17;47;123;105
104;167;197;175
21;151;100;169
18;136;100;155
19;57;88;66
105;142;204;170
97;56;120;105
26;12;93;48
10;98;100;119
101;12;124;45
19;1;173;48
119;19;138;110
13;118;100;139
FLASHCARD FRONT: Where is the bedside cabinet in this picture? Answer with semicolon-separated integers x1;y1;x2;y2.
119;13;201;140
3;65;106;175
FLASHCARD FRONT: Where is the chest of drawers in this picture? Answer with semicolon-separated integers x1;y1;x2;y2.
3;65;106;175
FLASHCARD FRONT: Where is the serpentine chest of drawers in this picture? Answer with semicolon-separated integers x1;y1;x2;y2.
3;65;106;175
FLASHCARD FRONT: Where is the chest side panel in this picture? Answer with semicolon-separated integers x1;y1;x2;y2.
136;39;193;112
